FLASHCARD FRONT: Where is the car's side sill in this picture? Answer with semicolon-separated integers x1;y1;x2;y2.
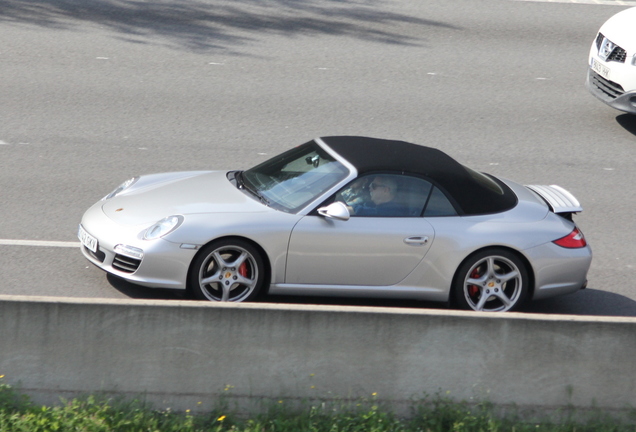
268;283;447;302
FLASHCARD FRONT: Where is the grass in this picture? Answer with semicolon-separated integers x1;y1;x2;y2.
1;377;635;432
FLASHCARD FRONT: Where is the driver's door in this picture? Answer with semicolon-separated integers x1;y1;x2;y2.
285;214;434;286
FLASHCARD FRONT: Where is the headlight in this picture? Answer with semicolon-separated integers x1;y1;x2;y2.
103;177;139;200
143;215;184;240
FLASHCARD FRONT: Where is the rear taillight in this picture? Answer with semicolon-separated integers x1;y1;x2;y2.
553;227;587;248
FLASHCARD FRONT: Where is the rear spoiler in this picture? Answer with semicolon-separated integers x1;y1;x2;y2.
525;185;583;214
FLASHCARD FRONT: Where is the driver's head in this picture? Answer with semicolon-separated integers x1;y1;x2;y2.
369;176;397;205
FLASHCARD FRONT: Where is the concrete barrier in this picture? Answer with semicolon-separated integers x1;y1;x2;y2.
0;295;634;417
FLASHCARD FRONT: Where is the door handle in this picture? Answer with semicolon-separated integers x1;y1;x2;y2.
404;236;429;246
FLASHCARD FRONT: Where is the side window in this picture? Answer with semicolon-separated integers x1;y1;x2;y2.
423;186;457;217
336;174;432;217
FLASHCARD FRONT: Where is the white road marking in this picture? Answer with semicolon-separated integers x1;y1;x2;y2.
0;141;30;145
0;239;80;248
514;0;636;5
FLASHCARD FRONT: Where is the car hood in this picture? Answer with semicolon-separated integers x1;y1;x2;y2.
600;7;636;52
102;171;270;225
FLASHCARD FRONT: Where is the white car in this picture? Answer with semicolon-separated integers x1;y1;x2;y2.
586;7;636;114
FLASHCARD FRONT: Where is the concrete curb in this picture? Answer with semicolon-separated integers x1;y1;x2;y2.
1;295;634;417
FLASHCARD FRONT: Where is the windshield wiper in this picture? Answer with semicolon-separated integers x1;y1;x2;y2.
236;171;271;206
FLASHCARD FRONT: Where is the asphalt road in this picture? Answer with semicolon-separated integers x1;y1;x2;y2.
1;0;635;316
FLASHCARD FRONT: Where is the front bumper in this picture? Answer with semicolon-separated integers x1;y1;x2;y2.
78;203;198;289
586;40;636;114
586;68;636;114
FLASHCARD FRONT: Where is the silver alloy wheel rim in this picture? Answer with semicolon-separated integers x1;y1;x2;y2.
463;255;522;312
198;245;259;302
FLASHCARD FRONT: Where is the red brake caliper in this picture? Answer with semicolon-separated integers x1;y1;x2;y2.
238;262;249;278
468;268;480;297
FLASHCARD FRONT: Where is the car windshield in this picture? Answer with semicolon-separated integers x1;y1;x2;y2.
241;141;350;213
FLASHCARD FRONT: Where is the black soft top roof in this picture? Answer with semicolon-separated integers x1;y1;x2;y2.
319;136;517;215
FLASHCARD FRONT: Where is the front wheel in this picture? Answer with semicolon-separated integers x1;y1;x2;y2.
189;239;265;302
453;249;529;312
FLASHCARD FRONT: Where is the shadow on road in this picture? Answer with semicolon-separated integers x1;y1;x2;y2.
0;0;459;54
107;274;636;317
523;288;636;317
616;114;636;136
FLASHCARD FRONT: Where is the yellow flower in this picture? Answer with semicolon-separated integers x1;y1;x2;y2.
217;415;226;422
0;375;4;379
310;385;315;389
372;392;377;396
186;409;191;414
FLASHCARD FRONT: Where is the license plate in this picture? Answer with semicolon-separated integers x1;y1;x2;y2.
78;225;98;253
591;58;611;80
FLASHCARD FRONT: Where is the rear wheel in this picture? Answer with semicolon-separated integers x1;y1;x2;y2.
454;249;529;312
189;239;264;302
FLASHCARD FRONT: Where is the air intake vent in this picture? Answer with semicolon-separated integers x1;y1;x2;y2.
595;33;626;63
589;70;625;100
608;46;626;63
84;246;105;263
112;254;141;273
595;32;604;50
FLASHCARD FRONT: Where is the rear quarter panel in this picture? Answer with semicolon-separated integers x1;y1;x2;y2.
404;198;576;301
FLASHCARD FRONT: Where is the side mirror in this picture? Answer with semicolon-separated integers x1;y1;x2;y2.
317;201;350;221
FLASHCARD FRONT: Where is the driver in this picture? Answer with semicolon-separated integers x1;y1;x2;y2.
349;176;407;217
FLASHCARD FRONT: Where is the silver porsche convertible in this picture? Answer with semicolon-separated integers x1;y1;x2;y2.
78;136;592;312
